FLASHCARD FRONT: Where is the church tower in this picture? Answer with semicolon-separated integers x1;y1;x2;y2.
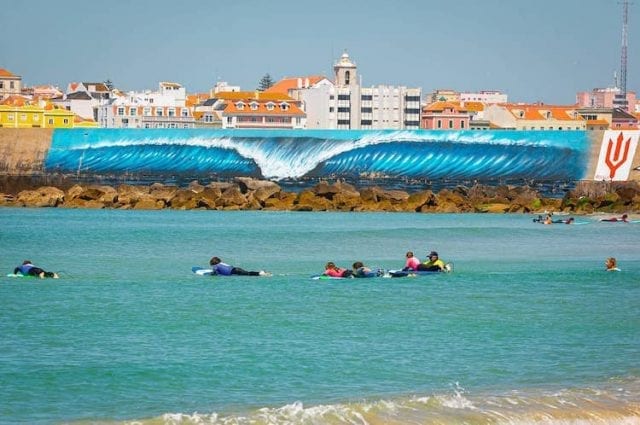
334;51;358;88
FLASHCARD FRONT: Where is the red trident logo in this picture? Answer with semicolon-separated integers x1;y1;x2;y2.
604;132;632;179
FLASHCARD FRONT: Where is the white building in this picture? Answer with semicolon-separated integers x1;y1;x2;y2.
97;82;194;128
267;52;421;129
460;90;508;104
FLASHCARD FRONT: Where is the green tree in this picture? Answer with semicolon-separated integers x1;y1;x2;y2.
257;73;275;91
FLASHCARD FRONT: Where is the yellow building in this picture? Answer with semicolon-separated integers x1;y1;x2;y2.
0;95;97;128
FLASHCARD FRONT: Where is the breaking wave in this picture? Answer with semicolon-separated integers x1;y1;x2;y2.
46;129;590;181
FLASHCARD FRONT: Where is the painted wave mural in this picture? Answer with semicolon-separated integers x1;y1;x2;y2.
46;129;590;181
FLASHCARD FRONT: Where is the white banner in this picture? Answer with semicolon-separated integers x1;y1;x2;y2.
594;130;640;181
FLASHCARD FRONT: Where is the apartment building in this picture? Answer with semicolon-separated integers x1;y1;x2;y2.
266;52;421;129
0;68;22;100
97;82;195;128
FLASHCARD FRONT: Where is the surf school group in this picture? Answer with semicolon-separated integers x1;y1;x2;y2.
8;213;632;280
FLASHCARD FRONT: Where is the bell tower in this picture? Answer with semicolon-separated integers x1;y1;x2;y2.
334;51;358;88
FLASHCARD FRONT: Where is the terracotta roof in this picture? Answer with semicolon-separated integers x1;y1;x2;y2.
223;100;304;116
186;93;209;107
0;68;18;78
463;101;485;112
0;95;30;106
214;91;296;102
503;104;583;121
424;101;467;112
264;76;327;94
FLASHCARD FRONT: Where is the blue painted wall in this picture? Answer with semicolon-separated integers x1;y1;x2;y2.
45;129;591;181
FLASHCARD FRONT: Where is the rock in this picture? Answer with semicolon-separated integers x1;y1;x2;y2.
236;177;280;193
149;184;178;202
188;180;205;193
16;186;65;207
217;186;247;208
406;190;436;211
117;185;150;205
253;183;282;203
295;190;333;211
169;189;200;209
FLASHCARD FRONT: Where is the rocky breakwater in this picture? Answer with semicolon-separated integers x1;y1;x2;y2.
2;178;639;214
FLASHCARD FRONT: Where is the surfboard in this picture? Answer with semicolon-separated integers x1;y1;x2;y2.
311;265;452;280
192;266;214;276
191;266;272;277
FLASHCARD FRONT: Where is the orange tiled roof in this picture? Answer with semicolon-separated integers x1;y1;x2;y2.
464;101;485;112
503;104;584;121
424;101;466;112
214;91;296;102
264;76;327;94
223;100;304;116
0;95;30;106
0;68;18;78
186;93;209;107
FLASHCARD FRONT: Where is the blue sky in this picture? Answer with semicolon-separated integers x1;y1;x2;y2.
1;0;636;104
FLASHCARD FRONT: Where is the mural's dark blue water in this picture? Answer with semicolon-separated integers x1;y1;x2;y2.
45;129;590;183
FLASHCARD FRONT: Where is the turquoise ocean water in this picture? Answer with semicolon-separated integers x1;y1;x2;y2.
0;208;639;424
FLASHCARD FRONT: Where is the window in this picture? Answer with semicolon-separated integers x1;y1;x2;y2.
437;120;442;129
143;108;151;116
361;119;372;125
63;118;69;125
236;102;245;110
361;95;373;101
0;82;3;89
156;108;163;117
181;109;189;117
10;82;15;89
130;108;137;116
345;70;350;85
280;103;289;111
250;102;258;111
361;107;373;113
449;120;453;129
168;108;176;117
337;94;350;101
461;121;465;129
329;107;334;112
117;107;125;116
266;102;274;111
338;119;350;125
337;107;350;113
20;114;27;121
48;118;54;125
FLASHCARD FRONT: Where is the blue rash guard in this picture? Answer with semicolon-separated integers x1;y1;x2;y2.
15;264;34;275
211;262;234;276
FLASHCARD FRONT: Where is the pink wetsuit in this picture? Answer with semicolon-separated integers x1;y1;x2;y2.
405;257;420;270
324;267;346;277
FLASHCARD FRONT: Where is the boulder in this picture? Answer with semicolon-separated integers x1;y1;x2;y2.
217;186;247;208
169;189;200;210
16;186;65;207
149;184;178;202
117;185;150;206
236;177;280;193
295;190;333;211
188;180;205;193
